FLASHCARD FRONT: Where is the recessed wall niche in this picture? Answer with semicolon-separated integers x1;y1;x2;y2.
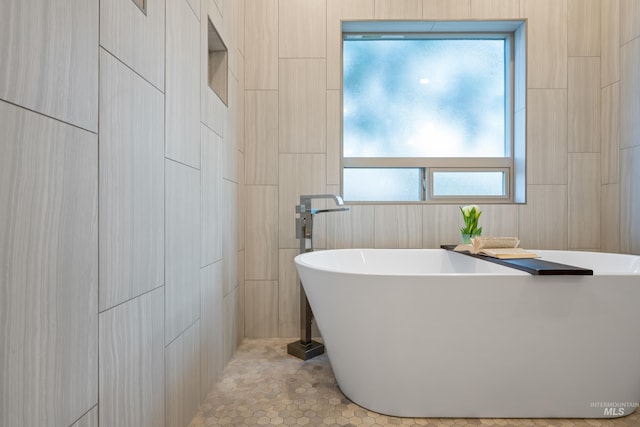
208;18;228;106
132;0;146;14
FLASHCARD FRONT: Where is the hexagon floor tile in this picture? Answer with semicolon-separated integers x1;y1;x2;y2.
189;339;640;427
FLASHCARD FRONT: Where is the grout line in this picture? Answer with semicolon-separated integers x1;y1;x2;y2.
0;98;97;135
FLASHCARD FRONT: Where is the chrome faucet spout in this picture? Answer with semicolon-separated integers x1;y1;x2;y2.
300;194;345;207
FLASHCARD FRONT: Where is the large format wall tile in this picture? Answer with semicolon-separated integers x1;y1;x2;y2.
165;160;201;344
0;0;98;131
245;281;279;338
620;146;640;254
200;262;224;401
202;125;223;267
375;0;423;18
100;0;165;89
422;204;461;248
621;37;640;150
374;205;423;248
99;49;164;311
601;184;620;253
71;407;98;427
245;0;279;89
278;249;300;338
166;0;201;168
99;288;164;427
569;57;600;153
223;288;239;364
569;153;601;249
165;322;201;427
568;0;600;57
326;204;376;249
223;180;239;296
279;154;327;248
279;59;327;154
326;91;341;185
601;0;620;87
521;0;567;89
0;101;98;427
423;0;470;18
327;0;375;89
470;0;519;18
518;185;568;249
279;0;326;58
527;90;568;184
246;186;279;280
245;91;279;185
601;82;620;184
620;0;640;45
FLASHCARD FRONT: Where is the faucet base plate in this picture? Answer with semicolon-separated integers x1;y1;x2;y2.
287;340;325;360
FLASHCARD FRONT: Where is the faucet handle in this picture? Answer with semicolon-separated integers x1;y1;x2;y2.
299;194;345;207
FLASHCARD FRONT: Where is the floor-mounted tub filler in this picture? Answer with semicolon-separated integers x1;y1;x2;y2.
294;249;640;419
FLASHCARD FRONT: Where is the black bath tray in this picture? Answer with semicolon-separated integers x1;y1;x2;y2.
441;245;593;275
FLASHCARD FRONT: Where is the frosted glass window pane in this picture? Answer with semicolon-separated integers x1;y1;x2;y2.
344;38;505;158
432;171;505;196
344;169;420;201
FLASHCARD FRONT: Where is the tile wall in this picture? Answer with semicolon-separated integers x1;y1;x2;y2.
0;0;244;426
243;0;640;338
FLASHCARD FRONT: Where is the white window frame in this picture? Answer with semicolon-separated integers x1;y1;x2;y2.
341;20;527;204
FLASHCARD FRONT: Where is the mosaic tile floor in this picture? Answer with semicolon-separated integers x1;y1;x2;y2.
189;339;640;427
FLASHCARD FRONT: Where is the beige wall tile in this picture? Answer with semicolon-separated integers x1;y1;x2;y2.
569;153;601;249
200;261;224;400
165;160;201;344
245;282;279;338
620;146;640;254
279;0;326;58
279;59;327;153
246;91;279;185
71;406;98;427
237;55;246;155
327;90;342;185
470;0;519;18
518;185;568;249
246;186;279;280
569;57;601;153
223;180;239;296
223;288;239;363
620;0;640;45
568;0;600;56
423;0;470;18
326;204;376;249
601;82;620;184
327;0;375;89
99;49;165;311
521;0;568;88
224;75;240;182
479;205;520;239
375;0;423;18
278;249;301;338
237;251;246;344
0;0;98;131
601;184;620;253
100;0;165;90
527;89;568;184
279;154;327;248
238;151;246;252
422;205;462;248
99;288;165;427
374;205;423;248
238;0;246;57
246;0;278;89
0;101;98;427
166;0;201;168
621;37;640;149
165;322;201;427
188;0;201;19
202;125;224;266
601;0;620;87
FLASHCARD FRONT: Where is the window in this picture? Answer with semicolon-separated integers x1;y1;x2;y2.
342;21;526;203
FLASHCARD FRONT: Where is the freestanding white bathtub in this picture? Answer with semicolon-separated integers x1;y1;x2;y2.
294;249;640;418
